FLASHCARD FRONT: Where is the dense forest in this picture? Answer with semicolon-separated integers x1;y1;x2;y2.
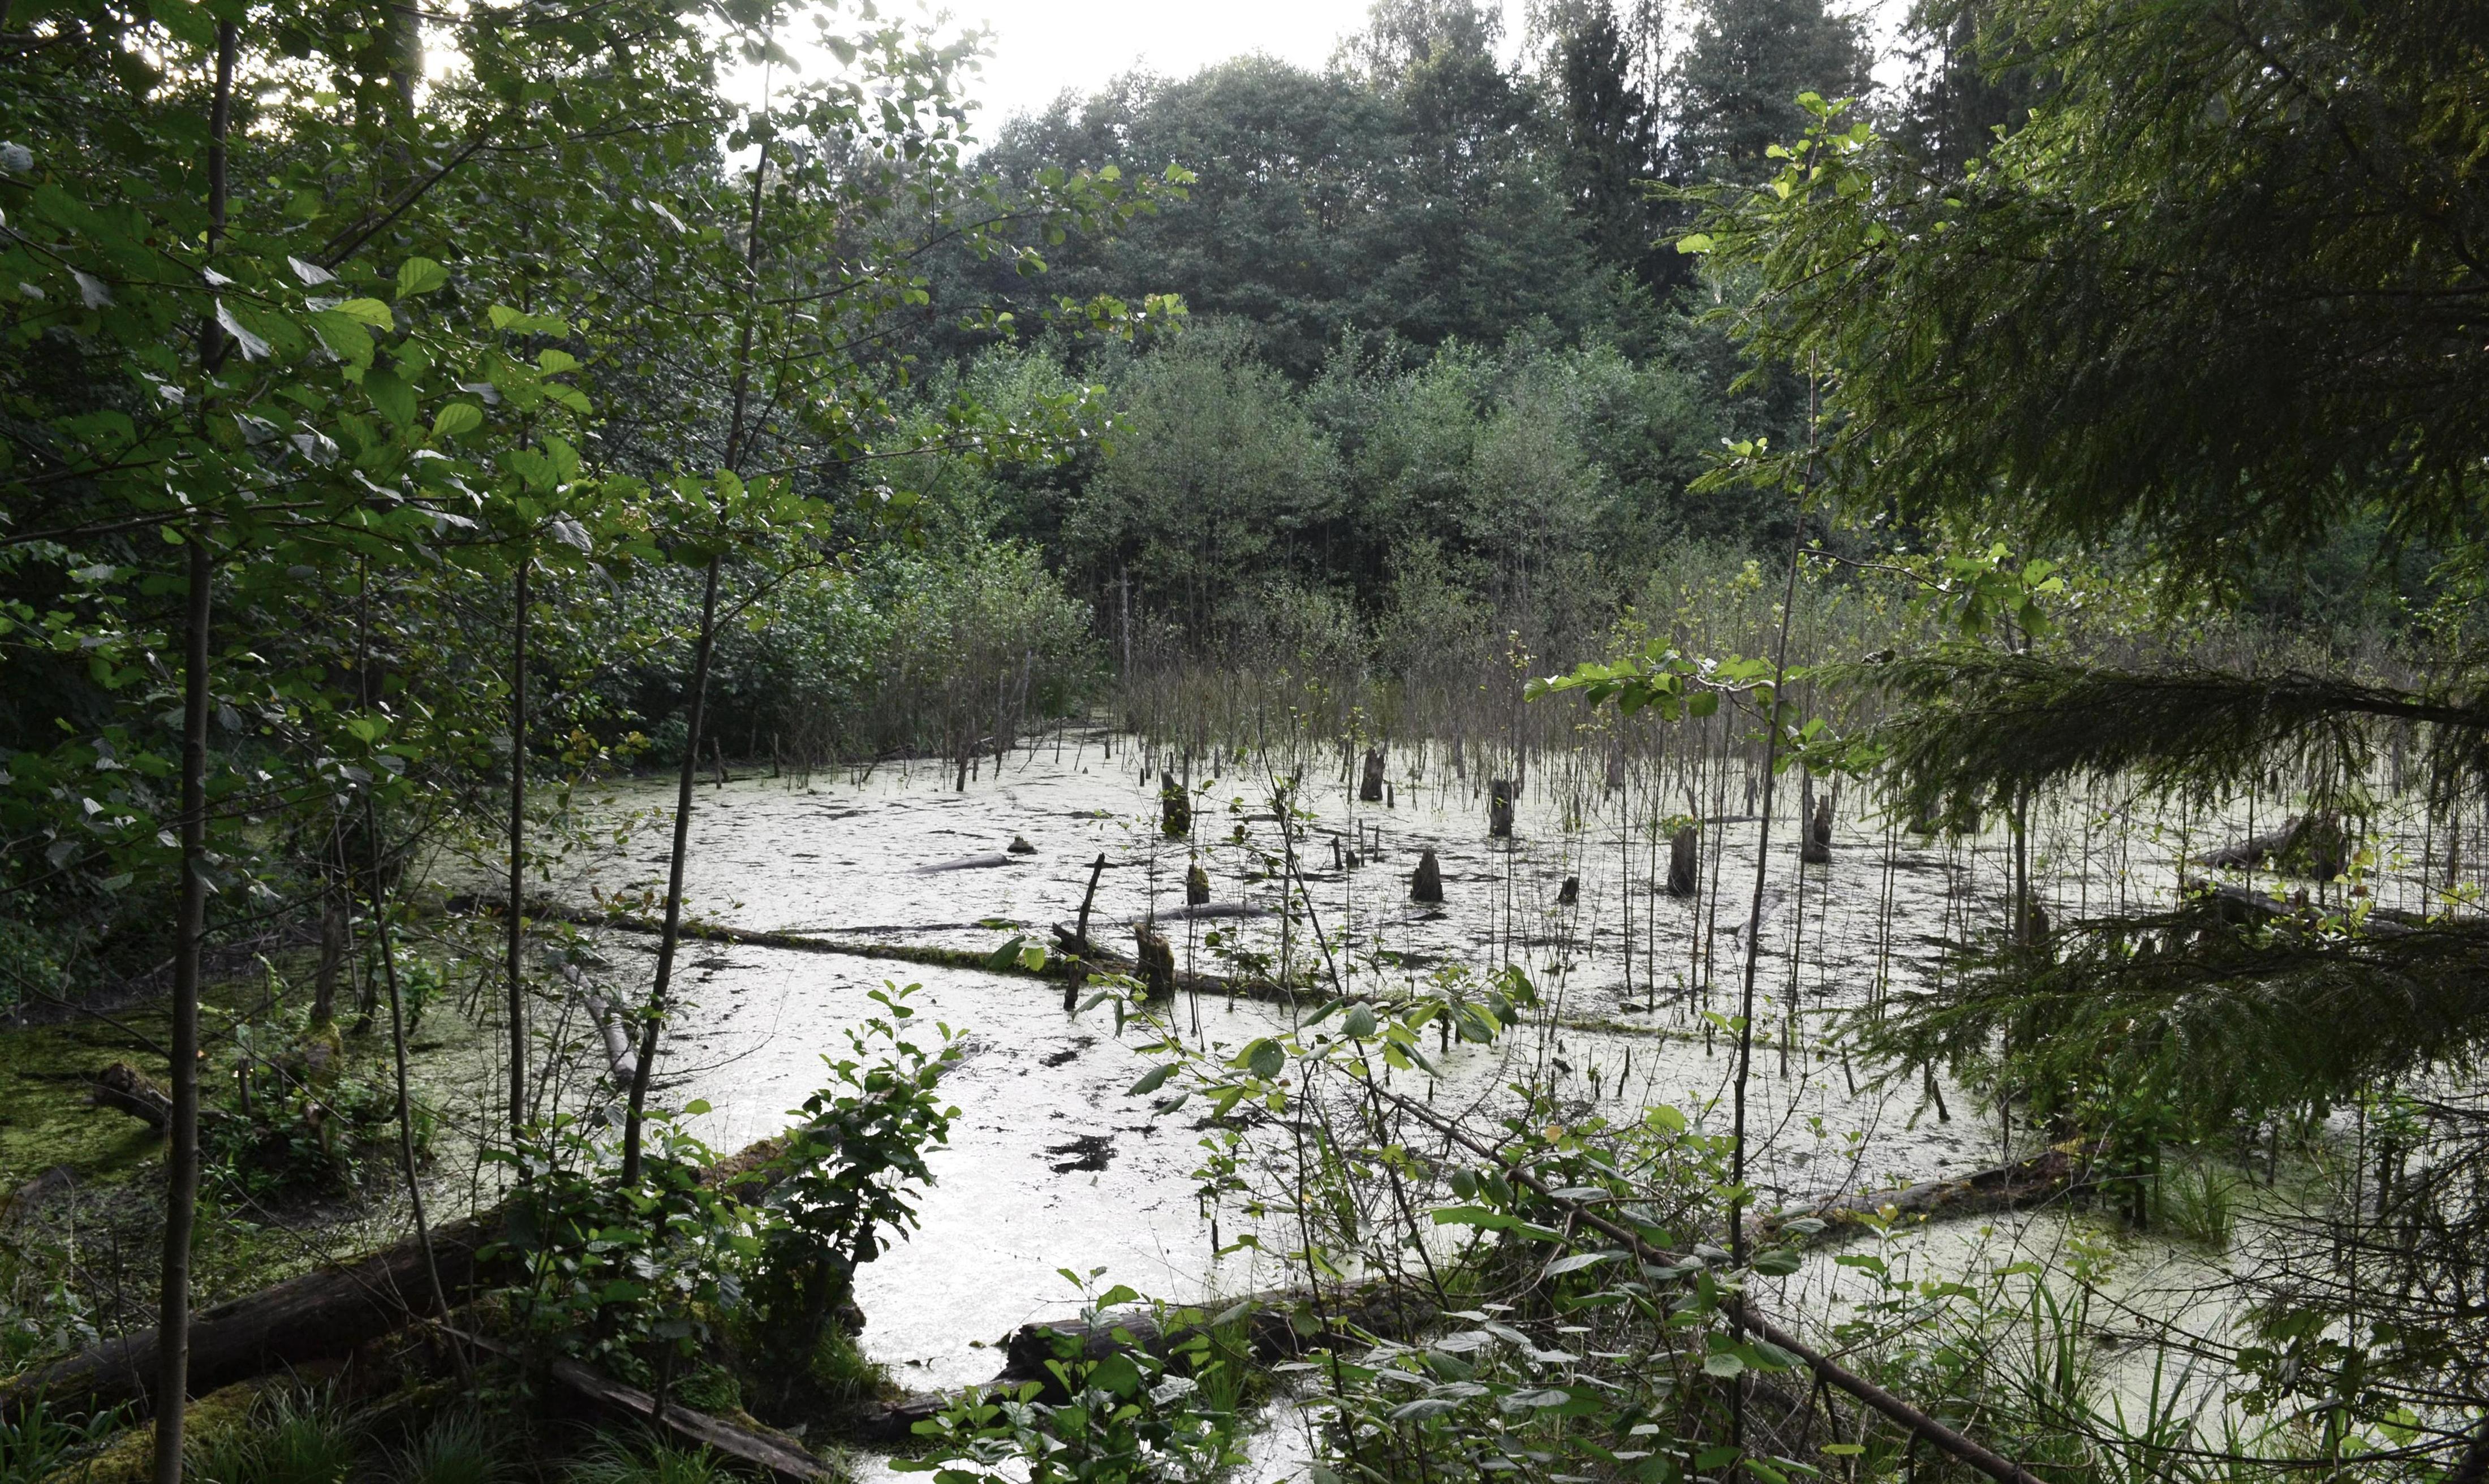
5;1;2488;1483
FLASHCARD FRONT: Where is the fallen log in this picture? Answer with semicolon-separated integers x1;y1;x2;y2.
911;853;1017;875
996;1280;1434;1389
1754;1141;2104;1244
84;1062;174;1129
445;1327;832;1483
848;1280;1437;1440
0;1214;494;1425
0;1137;789;1424
548;1357;832;1482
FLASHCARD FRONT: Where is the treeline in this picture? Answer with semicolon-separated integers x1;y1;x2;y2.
806;0;2025;676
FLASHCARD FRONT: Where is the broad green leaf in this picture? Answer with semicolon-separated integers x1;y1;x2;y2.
430;401;483;439
395;257;450;297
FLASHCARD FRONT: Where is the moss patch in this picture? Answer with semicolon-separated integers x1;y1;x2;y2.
38;1378;269;1484
0;1017;170;1195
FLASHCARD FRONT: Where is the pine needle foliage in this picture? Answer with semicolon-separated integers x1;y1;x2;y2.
1849;648;2489;823
1854;892;2489;1138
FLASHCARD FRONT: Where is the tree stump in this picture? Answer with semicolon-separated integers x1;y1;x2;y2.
1132;925;1177;999
1359;747;1386;803
1557;875;1578;906
1488;779;1515;838
1185;862;1211;907
1802;791;1833;865
1411;848;1444;904
1160;778;1191;838
1667;824;1699;898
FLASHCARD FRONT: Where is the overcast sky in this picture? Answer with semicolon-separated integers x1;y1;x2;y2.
951;0;1524;129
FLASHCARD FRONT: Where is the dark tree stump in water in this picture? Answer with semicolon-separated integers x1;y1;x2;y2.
1160;778;1191;838
1802;791;1833;865
1488;779;1515;838
1359;747;1386;803
1185;862;1211;907
1411;848;1444;904
1557;875;1578;906
1667;824;1699;898
1133;925;1176;998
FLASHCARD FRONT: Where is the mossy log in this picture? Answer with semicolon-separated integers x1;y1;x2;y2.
852;1280;1437;1438
0;1138;787;1425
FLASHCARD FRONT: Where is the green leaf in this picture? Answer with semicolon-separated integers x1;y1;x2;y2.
1545;1250;1620;1276
1243;1038;1284;1080
336;297;395;329
1342;1003;1377;1039
309;310;376;370
1431;1205;1517;1231
1702;1352;1746;1378
395;257;450;298
364;369;416;428
430;402;483;439
1752;1248;1803;1276
1127;1064;1173;1097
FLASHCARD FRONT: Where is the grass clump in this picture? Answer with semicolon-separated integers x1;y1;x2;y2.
2155;1159;2242;1249
563;1431;731;1484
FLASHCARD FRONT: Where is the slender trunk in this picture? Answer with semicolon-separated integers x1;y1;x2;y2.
506;557;529;1140
620;75;772;1184
154;28;235;1484
364;799;454;1331
621;556;721;1184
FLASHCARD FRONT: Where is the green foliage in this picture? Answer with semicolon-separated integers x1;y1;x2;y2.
0;1399;120;1484
745;983;962;1361
377;1412;518;1484
187;1385;361;1484
494;1107;752;1384
562;1432;731;1484
898;1275;1244;1484
1683;0;2489;571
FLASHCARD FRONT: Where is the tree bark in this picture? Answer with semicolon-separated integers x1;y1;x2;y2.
507;556;529;1140
156;31;235;1478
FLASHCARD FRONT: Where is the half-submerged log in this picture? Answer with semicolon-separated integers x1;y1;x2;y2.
2199;813;2346;878
911;853;1014;875
1411;848;1444;904
1753;1141;2103;1245
1487;779;1515;838
1359;747;1386;803
995;1280;1436;1396
1666;825;1699;898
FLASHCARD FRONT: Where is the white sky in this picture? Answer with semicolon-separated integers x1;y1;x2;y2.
950;0;1523;128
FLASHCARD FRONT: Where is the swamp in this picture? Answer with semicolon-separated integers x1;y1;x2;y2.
5;1;2489;1482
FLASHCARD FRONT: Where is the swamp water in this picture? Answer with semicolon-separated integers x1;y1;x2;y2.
532;730;2323;1454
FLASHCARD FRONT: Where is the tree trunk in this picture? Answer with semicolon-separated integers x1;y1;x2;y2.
623;555;721;1185
507;557;528;1140
1667;823;1699;898
156;31;236;1482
